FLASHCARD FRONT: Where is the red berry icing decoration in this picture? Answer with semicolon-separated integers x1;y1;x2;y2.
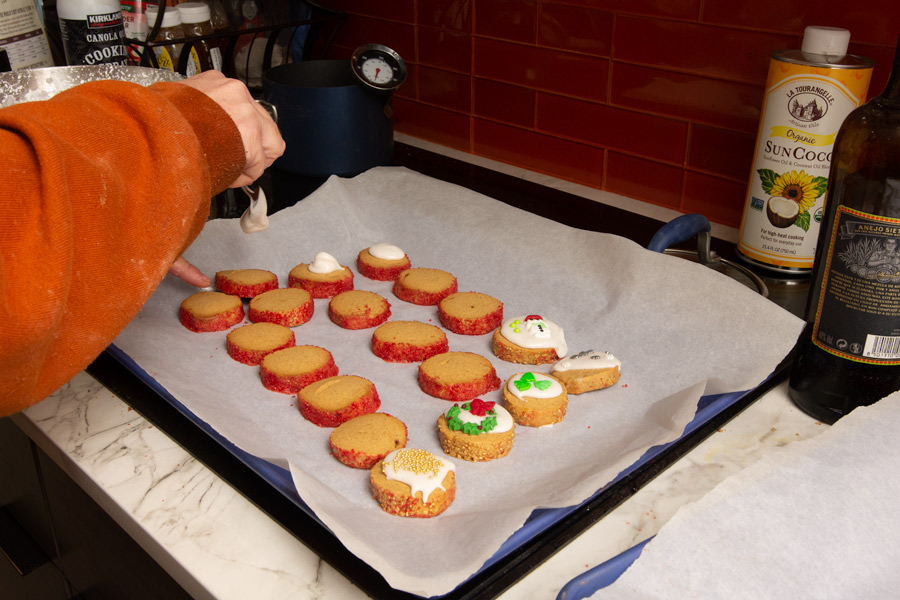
468;398;495;417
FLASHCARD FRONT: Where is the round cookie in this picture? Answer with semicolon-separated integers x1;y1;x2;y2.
215;268;278;298
330;413;408;469
179;291;244;332
248;287;314;327
288;252;354;298
393;267;458;305
370;448;456;518
298;375;381;427
492;314;568;365
260;345;338;394
371;321;449;363
437;398;515;462
417;351;501;402
438;291;503;335
328;290;391;330
552;350;622;394
225;322;295;366
357;243;411;281
501;371;568;427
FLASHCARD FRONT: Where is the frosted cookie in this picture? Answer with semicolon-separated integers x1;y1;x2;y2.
437;398;515;462
248;287;313;327
298;375;381;427
226;322;295;365
492;314;568;365
417;351;501;402
393;267;458;305
288;252;354;298
328;290;391;330
330;413;408;469
357;243;411;281
552;350;622;394
259;345;338;394
502;371;568;427
179;291;244;332
371;321;449;363
370;448;456;518
438;291;503;335
215;268;278;298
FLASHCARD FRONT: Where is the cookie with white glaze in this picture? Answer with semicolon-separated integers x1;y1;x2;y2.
501;371;568;427
552;350;622;394
357;243;411;281
491;314;568;365
437;398;515;462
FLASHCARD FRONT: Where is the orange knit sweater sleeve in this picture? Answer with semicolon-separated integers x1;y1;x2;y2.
0;80;246;417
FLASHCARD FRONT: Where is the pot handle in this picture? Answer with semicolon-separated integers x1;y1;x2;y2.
647;213;713;264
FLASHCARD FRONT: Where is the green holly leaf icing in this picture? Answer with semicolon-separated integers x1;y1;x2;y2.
534;380;552;391
514;379;532;392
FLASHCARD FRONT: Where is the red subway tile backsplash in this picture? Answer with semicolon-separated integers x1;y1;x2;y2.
536;93;688;164
316;0;898;227
473;119;605;188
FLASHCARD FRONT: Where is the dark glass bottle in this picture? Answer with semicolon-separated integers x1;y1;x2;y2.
789;33;900;424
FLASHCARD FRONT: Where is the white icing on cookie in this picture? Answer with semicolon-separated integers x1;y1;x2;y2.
553;350;621;372
308;252;342;274
382;448;454;500
447;401;513;434
369;243;405;261
500;315;567;357
507;372;563;400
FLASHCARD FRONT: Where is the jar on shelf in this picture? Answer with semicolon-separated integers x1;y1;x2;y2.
177;2;222;74
144;5;184;72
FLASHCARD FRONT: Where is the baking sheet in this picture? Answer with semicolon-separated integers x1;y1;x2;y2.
113;167;803;596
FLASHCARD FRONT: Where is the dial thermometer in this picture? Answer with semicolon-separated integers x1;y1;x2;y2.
351;44;407;91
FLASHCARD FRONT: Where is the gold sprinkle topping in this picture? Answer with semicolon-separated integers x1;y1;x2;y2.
384;449;444;479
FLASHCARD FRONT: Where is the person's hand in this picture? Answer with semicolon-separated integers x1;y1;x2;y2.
168;256;212;288
180;71;285;188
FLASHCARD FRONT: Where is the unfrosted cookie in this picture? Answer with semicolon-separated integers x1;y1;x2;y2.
248;287;313;327
328;290;391;330
393;268;458;305
179;291;244;332
330;413;408;469
501;371;568;427
298;375;381;427
215;268;278;298
438;292;503;335
417;351;501;402
370;448;456;518
260;345;338;394
492;314;568;365
552;350;622;394
225;322;295;365
288;252;354;298
357;243;411;281
372;321;449;362
437;398;515;462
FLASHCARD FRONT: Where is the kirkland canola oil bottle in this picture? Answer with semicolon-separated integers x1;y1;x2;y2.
736;26;873;274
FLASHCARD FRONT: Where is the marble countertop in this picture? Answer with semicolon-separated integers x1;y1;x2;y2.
11;368;826;599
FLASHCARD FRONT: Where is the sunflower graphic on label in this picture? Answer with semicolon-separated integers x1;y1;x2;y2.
757;169;827;231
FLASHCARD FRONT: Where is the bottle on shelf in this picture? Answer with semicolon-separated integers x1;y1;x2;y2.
144;4;184;71
178;2;222;74
57;0;128;66
789;32;900;423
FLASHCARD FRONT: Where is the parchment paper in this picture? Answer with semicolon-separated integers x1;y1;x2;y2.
593;390;900;599
113;167;804;596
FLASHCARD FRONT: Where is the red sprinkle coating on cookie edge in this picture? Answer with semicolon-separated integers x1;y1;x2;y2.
179;305;244;333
